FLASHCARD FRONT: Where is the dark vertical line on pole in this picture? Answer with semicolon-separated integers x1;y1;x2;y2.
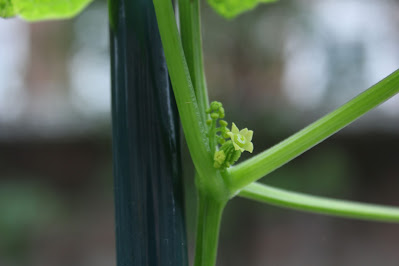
108;0;188;265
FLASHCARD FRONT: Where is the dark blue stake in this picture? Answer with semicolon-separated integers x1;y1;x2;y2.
108;0;188;265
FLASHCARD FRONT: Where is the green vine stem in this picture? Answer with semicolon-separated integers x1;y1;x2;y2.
194;191;227;266
178;0;209;120
153;0;232;199
152;0;216;180
226;69;399;194
240;182;399;223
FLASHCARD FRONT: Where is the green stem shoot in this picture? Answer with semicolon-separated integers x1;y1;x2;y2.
152;0;214;178
178;0;209;119
226;69;399;194
194;192;226;266
240;182;399;223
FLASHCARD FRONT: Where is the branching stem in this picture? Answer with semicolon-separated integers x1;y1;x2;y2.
226;69;399;194
152;1;399;266
240;182;399;223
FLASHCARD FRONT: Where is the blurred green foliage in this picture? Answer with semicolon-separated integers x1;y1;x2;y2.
0;0;93;20
264;146;354;197
0;0;14;18
0;182;61;260
207;0;276;19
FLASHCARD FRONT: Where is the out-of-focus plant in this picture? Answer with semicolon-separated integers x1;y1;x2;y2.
0;0;92;20
0;182;61;260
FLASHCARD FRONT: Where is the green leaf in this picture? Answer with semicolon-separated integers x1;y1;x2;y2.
0;0;93;21
0;0;15;18
207;0;276;19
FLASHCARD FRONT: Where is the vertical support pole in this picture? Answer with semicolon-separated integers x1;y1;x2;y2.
108;0;188;265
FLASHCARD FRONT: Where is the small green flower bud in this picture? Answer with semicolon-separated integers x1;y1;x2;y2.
217;136;226;145
213;140;242;169
211;101;221;111
214;150;226;169
231;149;241;163
218;107;225;118
210;113;219;120
219;120;228;127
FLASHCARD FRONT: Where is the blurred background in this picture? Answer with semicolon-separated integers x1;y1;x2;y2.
1;0;399;265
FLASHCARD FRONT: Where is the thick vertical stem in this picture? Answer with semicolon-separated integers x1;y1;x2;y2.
153;0;215;181
179;0;209;120
194;192;226;266
109;0;188;265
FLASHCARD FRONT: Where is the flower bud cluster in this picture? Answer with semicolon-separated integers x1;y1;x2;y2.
213;141;241;169
206;101;254;170
206;101;225;122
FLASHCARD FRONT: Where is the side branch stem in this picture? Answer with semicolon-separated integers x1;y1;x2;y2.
240;182;399;223
226;69;399;194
